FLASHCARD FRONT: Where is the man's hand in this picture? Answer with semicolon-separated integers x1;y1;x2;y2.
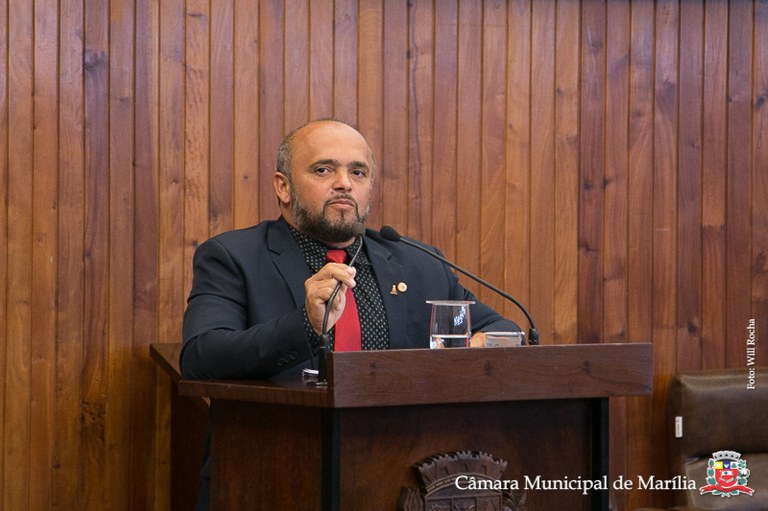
304;262;357;335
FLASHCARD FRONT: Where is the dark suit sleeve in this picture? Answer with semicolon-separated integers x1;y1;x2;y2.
179;237;312;380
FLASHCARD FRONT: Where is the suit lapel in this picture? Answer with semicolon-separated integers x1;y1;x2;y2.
267;218;311;307
365;237;409;349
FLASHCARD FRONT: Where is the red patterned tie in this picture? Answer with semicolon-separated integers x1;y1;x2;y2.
325;249;361;351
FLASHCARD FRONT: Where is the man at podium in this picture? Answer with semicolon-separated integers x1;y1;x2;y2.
179;119;522;511
180;118;520;382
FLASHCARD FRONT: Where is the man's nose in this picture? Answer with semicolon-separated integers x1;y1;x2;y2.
332;169;353;190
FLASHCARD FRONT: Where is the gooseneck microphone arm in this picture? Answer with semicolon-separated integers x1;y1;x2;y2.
379;225;539;345
317;222;366;385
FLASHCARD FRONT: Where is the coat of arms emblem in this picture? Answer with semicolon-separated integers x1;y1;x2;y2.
699;450;755;497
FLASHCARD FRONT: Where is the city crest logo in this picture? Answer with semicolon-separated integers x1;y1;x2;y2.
699;450;755;497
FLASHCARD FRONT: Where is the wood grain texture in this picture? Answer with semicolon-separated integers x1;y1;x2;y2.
1;1;767;509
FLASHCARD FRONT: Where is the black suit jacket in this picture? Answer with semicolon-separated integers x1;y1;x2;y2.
180;217;520;380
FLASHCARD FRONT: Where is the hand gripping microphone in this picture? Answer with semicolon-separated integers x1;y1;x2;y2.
316;222;366;385
379;225;539;345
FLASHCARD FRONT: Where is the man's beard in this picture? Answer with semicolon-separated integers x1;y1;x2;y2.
290;190;369;243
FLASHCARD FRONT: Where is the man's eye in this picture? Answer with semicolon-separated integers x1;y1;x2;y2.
352;168;368;177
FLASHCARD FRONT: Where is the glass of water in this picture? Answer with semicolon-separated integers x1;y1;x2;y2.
427;300;474;348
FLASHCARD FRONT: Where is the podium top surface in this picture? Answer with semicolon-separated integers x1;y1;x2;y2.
151;342;652;409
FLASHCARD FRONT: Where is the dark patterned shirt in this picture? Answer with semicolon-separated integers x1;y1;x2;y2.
289;226;390;351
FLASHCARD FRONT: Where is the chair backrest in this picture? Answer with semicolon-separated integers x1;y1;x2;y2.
668;368;768;509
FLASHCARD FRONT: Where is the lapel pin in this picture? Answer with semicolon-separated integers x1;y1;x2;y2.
397;282;408;293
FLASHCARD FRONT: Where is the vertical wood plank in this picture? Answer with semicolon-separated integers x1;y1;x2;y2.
82;0;110;507
134;0;161;506
677;0;704;372
431;0;458;261
258;0;283;220
455;0;483;296
184;0;211;298
333;0;358;123
503;0;531;322
358;0;384;230
309;0;333;119
754;0;768;364
529;0;555;337
625;2;656;508
553;0;579;344
30;0;59;508
4;1;34;509
158;0;185;346
578;0;606;343
107;0;135;507
604;1;629;344
55;0;85;507
284;0;309;129
0;0;9;502
726;0;754;366
605;0;630;501
646;1;680;506
381;0;409;231
210;0;235;236
701;0;728;369
408;0;433;243
480;0;507;313
233;0;260;228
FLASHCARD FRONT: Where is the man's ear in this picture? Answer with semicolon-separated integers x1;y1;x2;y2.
273;172;291;205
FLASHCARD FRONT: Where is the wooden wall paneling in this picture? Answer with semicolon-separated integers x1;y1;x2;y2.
233;0;261;229
431;0;458;261
701;0;728;369
677;0;704;371
604;1;629;345
158;0;185;346
408;0;434;244
257;0;283;220
82;0;111;508
210;0;235;236
284;0;310;131
479;0;508;314
358;0;384;231
107;0;136;507
333;0;358;124
55;0;85;506
529;0;555;340
5;1;34;509
454;0;482;298
381;0;408;231
755;0;768;364
0;0;6;501
309;0;333;120
31;0;59;508
605;0;630;501
156;1;186;507
726;0;754;367
502;0;530;326
578;0;605;344
134;0;161;506
553;0;579;344
625;2;655;509
648;0;680;505
184;0;212;302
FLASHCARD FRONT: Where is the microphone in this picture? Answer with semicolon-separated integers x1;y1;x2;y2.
316;221;366;385
379;225;539;345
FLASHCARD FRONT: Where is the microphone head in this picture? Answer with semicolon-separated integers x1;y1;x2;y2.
351;221;366;238
379;225;401;242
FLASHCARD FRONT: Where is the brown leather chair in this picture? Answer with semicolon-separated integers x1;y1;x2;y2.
658;367;768;510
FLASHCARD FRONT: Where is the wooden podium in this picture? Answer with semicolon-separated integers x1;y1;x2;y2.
151;342;652;511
